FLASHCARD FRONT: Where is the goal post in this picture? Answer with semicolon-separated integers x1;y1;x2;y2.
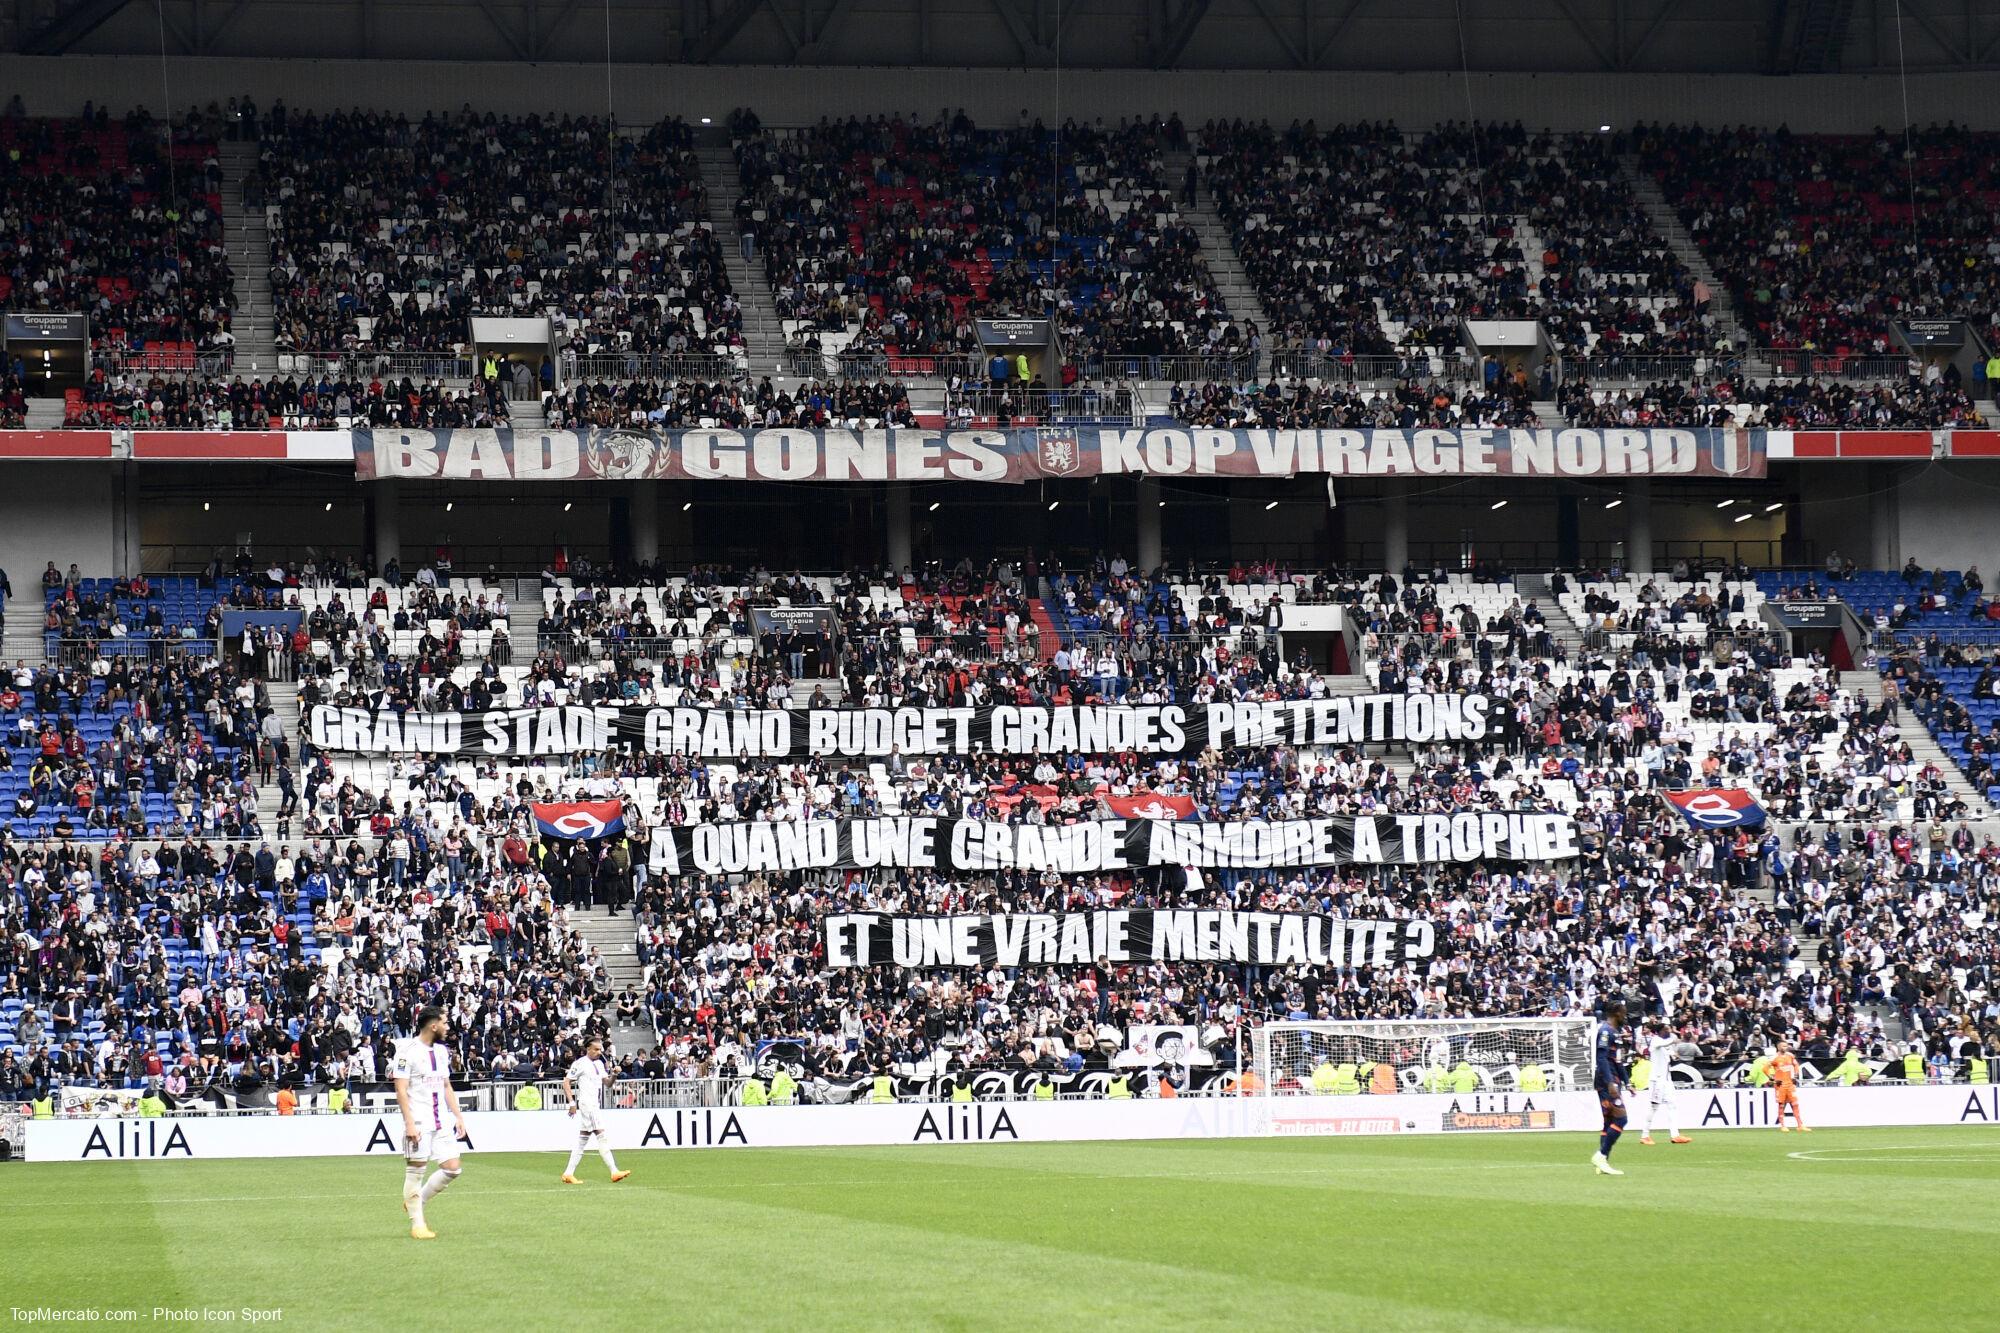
1252;1018;1594;1096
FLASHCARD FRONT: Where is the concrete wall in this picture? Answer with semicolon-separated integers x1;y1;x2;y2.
5;54;2000;132
0;465;117;607
1894;462;2000;576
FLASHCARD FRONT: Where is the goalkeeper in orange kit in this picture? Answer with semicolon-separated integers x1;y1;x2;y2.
1770;1039;1809;1132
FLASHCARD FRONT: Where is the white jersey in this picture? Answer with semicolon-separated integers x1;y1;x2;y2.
567;1056;611;1113
1645;1035;1680;1098
392;1038;457;1131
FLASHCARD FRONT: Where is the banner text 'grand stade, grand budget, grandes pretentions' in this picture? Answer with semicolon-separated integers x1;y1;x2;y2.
352;426;1764;482
306;697;1510;758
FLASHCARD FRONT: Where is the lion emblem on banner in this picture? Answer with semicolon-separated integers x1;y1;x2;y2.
583;429;663;479
1036;426;1082;476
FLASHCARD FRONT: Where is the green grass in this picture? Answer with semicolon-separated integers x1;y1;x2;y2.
8;1126;1998;1331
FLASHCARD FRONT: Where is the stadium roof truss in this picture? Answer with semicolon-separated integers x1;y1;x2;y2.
9;0;2000;73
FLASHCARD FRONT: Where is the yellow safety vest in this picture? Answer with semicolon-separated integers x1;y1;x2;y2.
512;1085;541;1110
1106;1076;1131;1099
870;1076;895;1104
770;1073;799;1105
328;1087;349;1113
1630;1057;1653;1091
138;1096;165;1118
951;1082;974;1102
31;1097;52;1119
1032;1080;1055;1101
1310;1062;1341;1094
741;1078;768;1106
1330;1063;1361;1095
1970;1056;1991;1085
1749;1057;1772;1086
1423;1065;1450;1092
1448;1063;1478;1093
1517;1064;1549;1092
1903;1053;1925;1083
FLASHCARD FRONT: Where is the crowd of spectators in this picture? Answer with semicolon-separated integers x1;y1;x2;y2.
5;556;1997;1106
0;104;236;361
729;108;1242;369
1199;120;1716;363
544;374;914;431
1560;368;1988;429
250;107;741;359
1169;373;1537;429
1637;122;2000;353
59;367;514;430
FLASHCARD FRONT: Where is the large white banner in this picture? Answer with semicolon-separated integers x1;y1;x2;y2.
25;1085;1997;1162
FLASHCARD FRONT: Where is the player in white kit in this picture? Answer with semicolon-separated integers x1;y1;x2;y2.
561;1036;630;1183
1636;1018;1692;1145
393;1006;470;1239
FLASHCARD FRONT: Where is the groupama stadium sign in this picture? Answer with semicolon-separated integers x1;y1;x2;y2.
350;425;1765;481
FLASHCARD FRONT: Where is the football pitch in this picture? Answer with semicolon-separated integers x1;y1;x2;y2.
7;1126;1995;1331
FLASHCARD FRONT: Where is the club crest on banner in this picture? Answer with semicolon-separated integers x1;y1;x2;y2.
1036;426;1082;476
582;430;663;480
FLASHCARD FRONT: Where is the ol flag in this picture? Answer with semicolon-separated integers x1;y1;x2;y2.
532;800;626;840
1662;788;1767;829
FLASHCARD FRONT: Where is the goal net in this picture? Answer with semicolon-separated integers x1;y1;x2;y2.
1252;1018;1594;1096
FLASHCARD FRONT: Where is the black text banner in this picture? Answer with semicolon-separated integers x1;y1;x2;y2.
646;813;1577;876
824;910;1440;969
307;696;1509;759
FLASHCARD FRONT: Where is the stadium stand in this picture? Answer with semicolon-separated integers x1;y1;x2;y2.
1637;123;2000;357
249;109;742;363
0;109;235;367
728;110;1241;376
10;546;1996;1105
1558;372;1989;428
5;96;2000;1114
1196;121;1718;370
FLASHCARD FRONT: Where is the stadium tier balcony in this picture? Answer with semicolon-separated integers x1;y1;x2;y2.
1166;377;1536;429
0;111;235;366
59;367;514;430
544;375;916;431
250;110;741;364
730;112;1237;375
1559;372;1988;429
1197;121;1712;371
1638;123;2000;354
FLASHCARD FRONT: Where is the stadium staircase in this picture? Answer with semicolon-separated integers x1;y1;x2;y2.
1026;598;1063;662
1616;155;1748;347
1;611;46;665
1513;574;1589;656
217;141;278;377
259;679;301;830
790;674;843;704
509;396;547;432
1165;148;1273;336
1847;669;1995;816
569;907;654;1055
694;145;787;377
24;399;64;429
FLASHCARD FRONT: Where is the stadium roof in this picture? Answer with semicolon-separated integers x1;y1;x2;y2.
8;0;2000;75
